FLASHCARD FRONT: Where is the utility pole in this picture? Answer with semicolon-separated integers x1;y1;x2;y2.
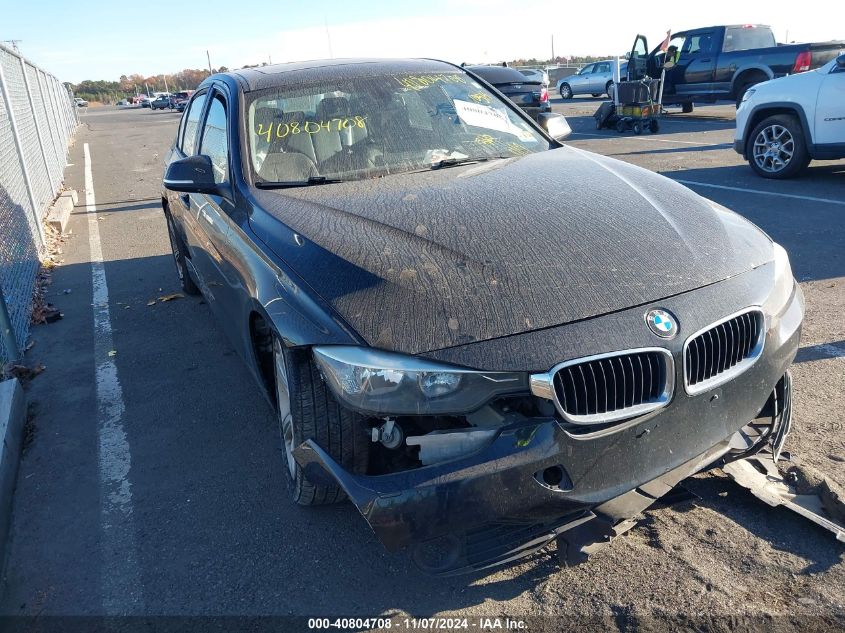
164;76;169;94
207;50;213;73
325;18;334;58
551;35;555;62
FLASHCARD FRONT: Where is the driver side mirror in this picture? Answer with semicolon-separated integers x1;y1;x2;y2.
537;112;571;141
163;154;219;194
837;53;845;69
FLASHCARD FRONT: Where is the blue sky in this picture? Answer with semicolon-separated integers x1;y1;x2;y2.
3;0;840;83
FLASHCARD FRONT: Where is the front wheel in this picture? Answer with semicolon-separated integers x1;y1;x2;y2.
682;103;694;114
274;341;370;505
559;83;573;99
747;114;810;179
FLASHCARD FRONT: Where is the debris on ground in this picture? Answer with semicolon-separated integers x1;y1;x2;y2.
30;224;69;326
147;293;184;306
1;363;46;383
723;454;845;542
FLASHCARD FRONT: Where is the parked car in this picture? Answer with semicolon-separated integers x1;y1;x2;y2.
734;52;845;178
175;99;187;112
150;95;174;110
465;64;550;119
518;68;550;86
74;97;88;107
161;58;802;575
556;60;626;99
140;97;152;108
628;25;844;111
117;99;129;106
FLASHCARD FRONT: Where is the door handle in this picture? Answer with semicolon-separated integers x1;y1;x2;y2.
200;208;214;225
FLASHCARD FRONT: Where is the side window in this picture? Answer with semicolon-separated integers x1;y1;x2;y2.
581;64;595;75
200;95;229;184
684;33;714;55
180;92;208;155
596;62;610;73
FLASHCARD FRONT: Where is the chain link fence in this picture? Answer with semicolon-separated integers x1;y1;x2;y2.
0;43;77;364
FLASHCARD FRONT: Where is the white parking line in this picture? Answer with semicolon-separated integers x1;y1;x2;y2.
569;131;707;146
673;179;845;207
85;143;143;614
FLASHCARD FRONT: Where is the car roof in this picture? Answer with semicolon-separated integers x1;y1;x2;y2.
224;58;461;92
465;65;540;84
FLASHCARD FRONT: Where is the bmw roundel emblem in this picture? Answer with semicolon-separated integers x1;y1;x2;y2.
646;309;678;339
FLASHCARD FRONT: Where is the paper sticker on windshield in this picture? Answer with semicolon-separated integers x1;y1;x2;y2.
454;99;515;135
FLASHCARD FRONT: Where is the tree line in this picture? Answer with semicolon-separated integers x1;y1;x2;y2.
67;66;231;104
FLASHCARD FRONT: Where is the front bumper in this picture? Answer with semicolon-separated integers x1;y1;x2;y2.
295;279;803;573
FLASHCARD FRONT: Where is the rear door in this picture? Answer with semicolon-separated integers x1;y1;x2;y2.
815;58;845;144
570;64;594;93
593;62;612;93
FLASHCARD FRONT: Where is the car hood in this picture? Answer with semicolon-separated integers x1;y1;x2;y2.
252;147;772;356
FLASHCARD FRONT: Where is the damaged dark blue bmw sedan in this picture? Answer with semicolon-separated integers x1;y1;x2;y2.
161;58;803;575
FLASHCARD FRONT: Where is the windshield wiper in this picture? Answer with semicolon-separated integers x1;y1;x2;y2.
430;157;489;170
255;176;344;189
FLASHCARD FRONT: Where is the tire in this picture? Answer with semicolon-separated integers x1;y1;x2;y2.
616;119;626;133
275;341;370;506
735;81;758;108
165;212;200;295
746;114;810;179
559;83;573;99
649;119;659;134
682;103;694;114
633;121;643;135
605;81;614;97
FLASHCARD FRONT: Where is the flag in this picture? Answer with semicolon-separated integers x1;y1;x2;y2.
659;30;672;52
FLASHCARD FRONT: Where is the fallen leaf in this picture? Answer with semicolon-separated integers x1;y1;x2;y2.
157;293;184;302
108;350;117;357
147;300;156;306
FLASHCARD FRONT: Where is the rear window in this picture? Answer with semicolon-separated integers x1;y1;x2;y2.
723;26;776;52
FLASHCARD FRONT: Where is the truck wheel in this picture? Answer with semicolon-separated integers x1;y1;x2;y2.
682;103;694;114
165;212;200;295
559;83;573;99
274;340;369;505
747;114;810;179
735;82;756;108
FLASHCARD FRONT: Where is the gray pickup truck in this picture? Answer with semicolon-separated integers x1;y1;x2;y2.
628;25;844;111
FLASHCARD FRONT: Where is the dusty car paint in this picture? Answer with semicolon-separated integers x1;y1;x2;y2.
161;58;803;574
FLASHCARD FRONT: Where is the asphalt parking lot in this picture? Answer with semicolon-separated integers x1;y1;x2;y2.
1;97;843;628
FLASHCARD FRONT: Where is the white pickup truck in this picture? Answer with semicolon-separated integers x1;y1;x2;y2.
735;52;845;178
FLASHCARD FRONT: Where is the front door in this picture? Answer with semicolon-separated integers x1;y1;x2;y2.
673;31;717;96
815;58;845;145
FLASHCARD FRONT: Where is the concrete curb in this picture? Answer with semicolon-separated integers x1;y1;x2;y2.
0;378;25;556
46;189;77;232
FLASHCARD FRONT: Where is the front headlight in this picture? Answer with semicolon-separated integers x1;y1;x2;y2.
313;346;528;415
762;242;796;315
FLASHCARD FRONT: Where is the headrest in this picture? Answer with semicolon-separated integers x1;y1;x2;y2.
316;97;351;120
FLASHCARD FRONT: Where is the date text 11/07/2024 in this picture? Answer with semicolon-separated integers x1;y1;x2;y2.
307;617;528;630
